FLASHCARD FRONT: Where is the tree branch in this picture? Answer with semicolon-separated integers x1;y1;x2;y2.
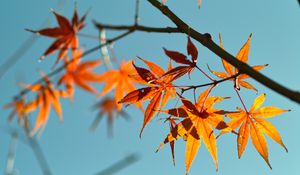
93;21;180;33
93;153;140;175
147;0;300;104
180;73;240;93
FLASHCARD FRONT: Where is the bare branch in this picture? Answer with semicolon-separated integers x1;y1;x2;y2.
5;132;18;175
93;153;140;175
147;0;300;104
181;73;240;93
94;21;180;33
27;137;52;175
134;0;140;25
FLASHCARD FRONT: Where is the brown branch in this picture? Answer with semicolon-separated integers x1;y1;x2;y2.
94;21;180;33
180;73;240;93
14;30;134;100
148;0;300;104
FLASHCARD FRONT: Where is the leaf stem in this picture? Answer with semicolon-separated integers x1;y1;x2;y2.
234;88;248;112
195;65;214;82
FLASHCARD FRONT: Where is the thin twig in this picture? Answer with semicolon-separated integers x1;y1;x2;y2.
23;122;53;175
147;0;300;104
27;137;52;175
181;73;239;92
5;132;18;175
93;153;140;175
94;22;180;33
134;0;140;25
99;29;114;69
1;126;53;175
195;65;214;82
234;88;248;112
78;33;103;40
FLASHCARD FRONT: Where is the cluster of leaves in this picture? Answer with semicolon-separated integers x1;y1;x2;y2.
5;8;142;136
117;33;289;173
5;5;290;175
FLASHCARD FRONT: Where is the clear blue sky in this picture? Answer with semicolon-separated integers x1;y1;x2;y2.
1;0;300;175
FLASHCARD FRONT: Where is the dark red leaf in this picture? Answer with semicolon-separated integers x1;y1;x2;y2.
164;48;192;65
177;93;199;116
133;62;157;83
187;37;198;63
118;87;159;104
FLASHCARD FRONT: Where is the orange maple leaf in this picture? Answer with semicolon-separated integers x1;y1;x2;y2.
223;94;289;169
27;7;87;63
90;97;130;137
119;57;176;137
157;89;230;174
97;60;144;111
166;117;178;165
209;34;268;91
4;99;33;129
58;48;102;99
21;73;68;134
4;99;27;122
161;37;199;81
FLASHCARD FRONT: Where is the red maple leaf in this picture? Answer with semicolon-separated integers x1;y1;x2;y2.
27;7;87;64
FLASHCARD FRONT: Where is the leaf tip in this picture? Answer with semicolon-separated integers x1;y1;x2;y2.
39;56;46;62
50;8;55;13
163;47;167;52
283;144;288;153
266;160;272;170
136;55;143;61
156;142;165;153
139;127;145;139
25;28;39;35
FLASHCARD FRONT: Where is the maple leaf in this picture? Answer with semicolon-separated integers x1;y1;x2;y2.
26;7;87;63
166;117;178;165
97;60;144;111
90;97;130;137
223;94;289;169
4;99;32;129
58;48;102;99
156;89;230;174
209;34;268;91
4;99;27;122
21;73;68;134
161;37;200;81
119;57;176;137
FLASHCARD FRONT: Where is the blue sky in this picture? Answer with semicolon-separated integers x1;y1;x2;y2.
1;0;300;175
